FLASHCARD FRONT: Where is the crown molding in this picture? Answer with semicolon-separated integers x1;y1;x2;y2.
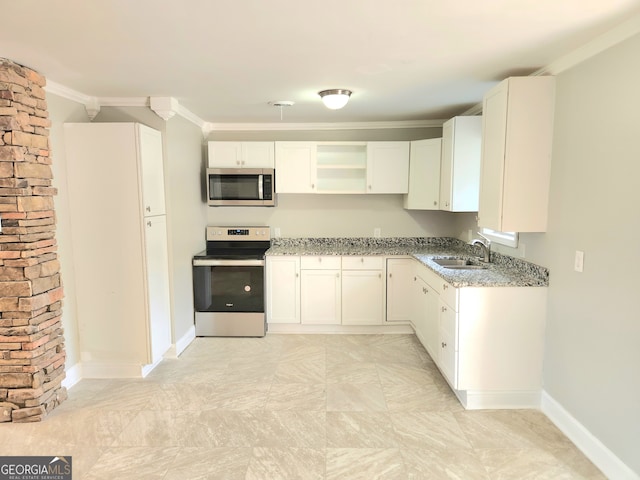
98;97;149;107
204;119;445;133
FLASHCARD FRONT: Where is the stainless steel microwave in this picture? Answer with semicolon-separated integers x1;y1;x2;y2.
206;168;275;206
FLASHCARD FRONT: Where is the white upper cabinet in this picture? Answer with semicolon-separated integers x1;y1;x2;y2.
274;142;317;193
439;116;482;212
139;125;166;216
478;76;555;232
208;141;275;168
403;138;442;210
366;141;410;193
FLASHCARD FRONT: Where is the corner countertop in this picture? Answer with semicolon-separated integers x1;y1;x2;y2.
266;237;549;288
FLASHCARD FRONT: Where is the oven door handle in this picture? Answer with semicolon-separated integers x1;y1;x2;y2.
193;259;265;267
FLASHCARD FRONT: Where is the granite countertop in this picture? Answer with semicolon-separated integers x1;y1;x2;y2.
266;237;549;288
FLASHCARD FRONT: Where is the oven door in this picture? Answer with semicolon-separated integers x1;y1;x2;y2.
192;258;266;336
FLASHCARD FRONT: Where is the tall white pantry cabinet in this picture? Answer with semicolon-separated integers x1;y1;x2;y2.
63;123;172;378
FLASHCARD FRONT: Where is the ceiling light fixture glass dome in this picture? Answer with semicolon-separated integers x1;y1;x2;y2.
318;89;352;110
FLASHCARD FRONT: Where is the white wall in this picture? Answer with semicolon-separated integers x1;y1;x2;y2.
495;34;640;475
164;116;207;348
47;93;90;370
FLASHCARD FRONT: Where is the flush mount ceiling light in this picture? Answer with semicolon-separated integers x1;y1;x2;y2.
318;89;352;110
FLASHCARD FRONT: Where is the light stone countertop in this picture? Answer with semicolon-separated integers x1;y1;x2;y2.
266;237;549;288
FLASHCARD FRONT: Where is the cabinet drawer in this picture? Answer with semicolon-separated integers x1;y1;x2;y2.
300;256;341;270
342;256;384;270
438;280;458;310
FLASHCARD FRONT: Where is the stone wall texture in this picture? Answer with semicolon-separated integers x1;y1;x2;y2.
0;58;67;422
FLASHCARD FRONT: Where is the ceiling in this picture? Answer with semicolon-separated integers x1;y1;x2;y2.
2;0;640;125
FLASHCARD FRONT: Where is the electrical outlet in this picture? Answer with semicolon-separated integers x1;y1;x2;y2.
574;250;584;272
374;228;381;238
274;227;281;238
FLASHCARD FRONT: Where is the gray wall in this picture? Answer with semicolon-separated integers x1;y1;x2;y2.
513;34;640;473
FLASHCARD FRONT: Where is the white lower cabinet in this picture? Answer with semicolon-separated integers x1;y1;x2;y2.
410;260;546;408
300;256;341;325
342;257;385;325
266;256;300;324
386;258;414;322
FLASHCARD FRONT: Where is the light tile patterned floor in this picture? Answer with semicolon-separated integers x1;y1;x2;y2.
0;334;605;479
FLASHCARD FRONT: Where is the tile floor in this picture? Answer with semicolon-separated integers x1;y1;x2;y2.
0;334;605;479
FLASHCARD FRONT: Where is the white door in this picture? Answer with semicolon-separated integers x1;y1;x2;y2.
266;256;300;324
342;270;384;325
242;142;275;168
405;139;441;210
386;259;414;322
274;142;317;193
366;142;410;193
300;269;341;324
207;142;242;168
144;215;172;364
139;124;166;216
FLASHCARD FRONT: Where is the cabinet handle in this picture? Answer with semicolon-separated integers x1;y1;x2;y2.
433;201;437;206
311;183;315;189
378;273;382;279
441;342;447;348
295;273;299;278
413;276;416;281
360;258;364;263
318;257;322;263
442;284;448;290
389;273;393;278
336;273;340;278
441;306;447;312
147;220;152;227
422;287;427;294
237;160;241;165
368;185;372;190
146;206;151;213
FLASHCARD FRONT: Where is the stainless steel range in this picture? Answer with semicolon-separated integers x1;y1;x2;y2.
192;226;271;337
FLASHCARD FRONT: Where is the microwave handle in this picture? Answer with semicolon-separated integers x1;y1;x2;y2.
258;174;264;200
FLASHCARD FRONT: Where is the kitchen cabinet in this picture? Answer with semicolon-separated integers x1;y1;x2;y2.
266;256;300;324
342;256;385;325
439;116;482;212
63;122;172;377
403;138;442;210
366;141;410;193
274;142;317;193
315;142;367;193
386;258;415;322
300;256;341;324
207;141;275;168
478;76;555;232
413;264;440;361
438;295;458;387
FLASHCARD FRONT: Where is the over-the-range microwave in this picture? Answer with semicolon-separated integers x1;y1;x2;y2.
206;168;275;206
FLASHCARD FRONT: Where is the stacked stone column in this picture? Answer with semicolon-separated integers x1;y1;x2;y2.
0;58;67;422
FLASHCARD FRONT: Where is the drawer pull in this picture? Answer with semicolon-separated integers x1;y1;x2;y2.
441;306;447;312
441;342;447;348
442;284;448;290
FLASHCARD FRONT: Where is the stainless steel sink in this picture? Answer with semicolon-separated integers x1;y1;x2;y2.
431;257;487;270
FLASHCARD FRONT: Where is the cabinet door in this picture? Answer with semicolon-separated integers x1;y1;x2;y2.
275;142;317;193
404;139;441;210
242;142;275;168
342;270;384;325
300;269;341;324
438;299;458;388
478;81;509;229
366;142;410;193
144;215;172;364
139;124;166;216
266;256;300;324
386;258;414;322
207;141;242;168
440;116;482;212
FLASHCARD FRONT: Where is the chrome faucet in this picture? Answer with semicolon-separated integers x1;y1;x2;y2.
471;233;491;263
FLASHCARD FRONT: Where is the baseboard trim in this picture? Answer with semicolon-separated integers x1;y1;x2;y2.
164;325;197;358
541;391;638;480
266;323;414;334
62;362;82;389
460;389;541;410
81;361;149;379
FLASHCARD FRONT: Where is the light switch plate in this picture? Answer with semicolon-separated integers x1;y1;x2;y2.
574;250;584;272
